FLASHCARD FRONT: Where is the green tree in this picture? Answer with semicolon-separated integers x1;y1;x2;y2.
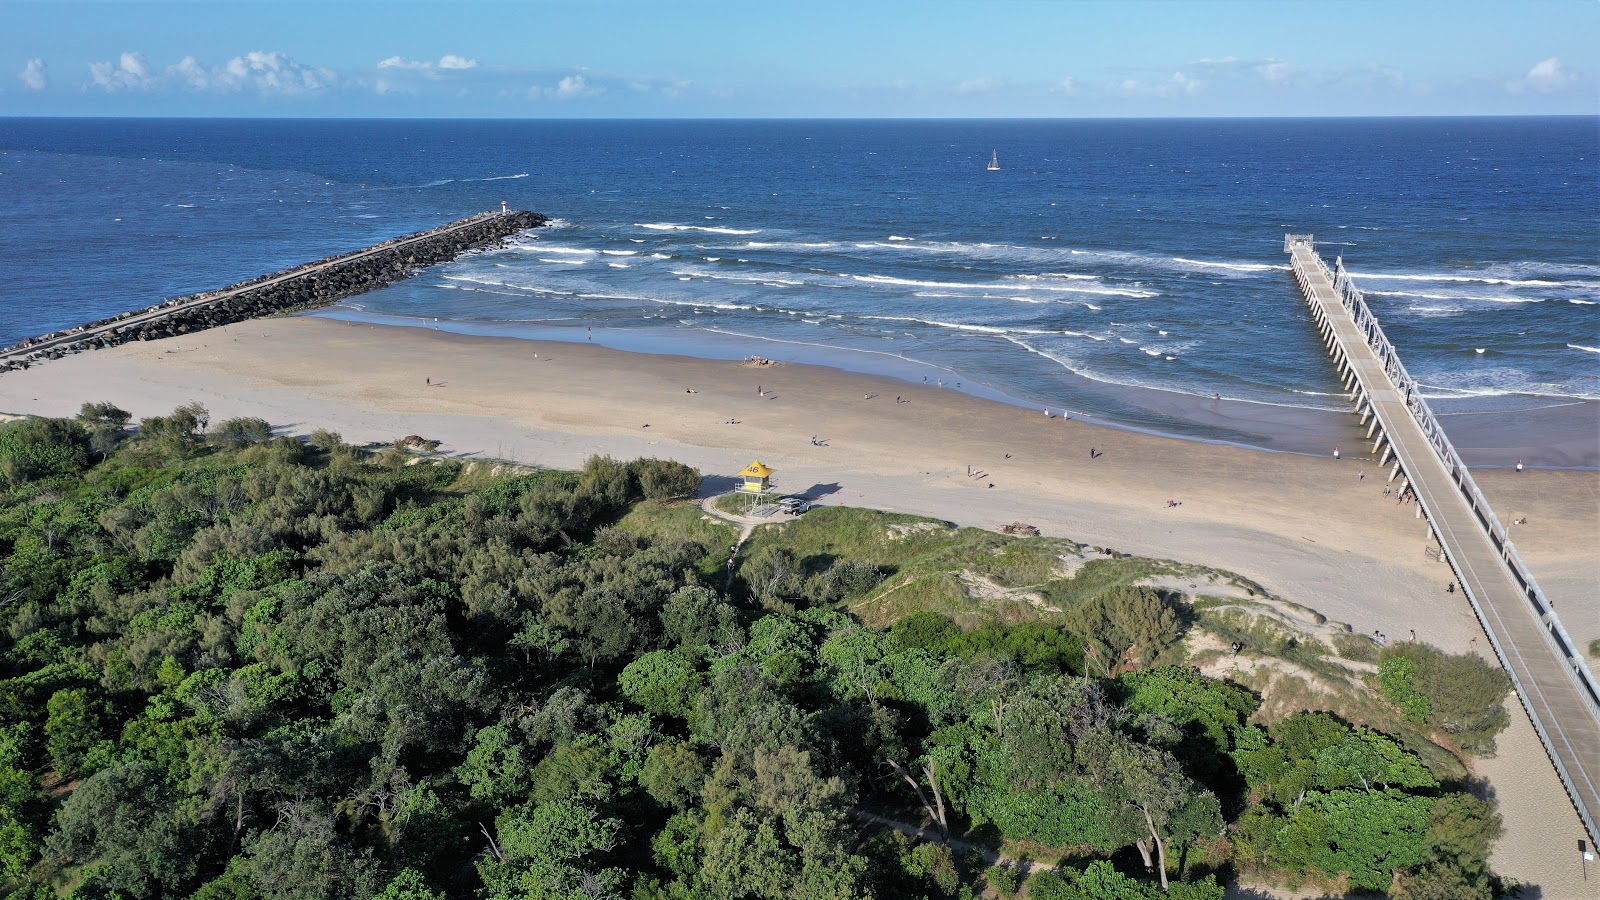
457;723;533;806
1078;729;1221;891
43;762;204;898
621;649;707;719
1272;789;1434;891
641;741;707;810
633;458;702;501
44;687;103;776
210;417;274;449
375;868;447;900
660;585;743;650
1376;655;1433;725
1068;586;1183;675
481;799;624;900
0;416;89;486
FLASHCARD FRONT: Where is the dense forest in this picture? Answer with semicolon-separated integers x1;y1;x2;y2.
0;404;1512;899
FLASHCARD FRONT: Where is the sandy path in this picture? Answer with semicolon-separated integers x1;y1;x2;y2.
1;316;1594;895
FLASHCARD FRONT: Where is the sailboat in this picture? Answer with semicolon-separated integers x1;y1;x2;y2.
987;150;1001;171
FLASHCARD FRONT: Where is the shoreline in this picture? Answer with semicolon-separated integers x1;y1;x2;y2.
0;315;1595;895
316;308;1600;469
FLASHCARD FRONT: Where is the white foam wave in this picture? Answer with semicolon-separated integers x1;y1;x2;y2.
743;241;839;250
888;235;914;241
1569;344;1600;354
1365;289;1544;304
858;315;1073;337
1170;257;1288;273
637;222;762;235
649;297;759;312
1349;271;1591;288
1015;272;1100;282
441;274;575;296
1571;299;1597;305
849;272;1155;298
530;246;597;256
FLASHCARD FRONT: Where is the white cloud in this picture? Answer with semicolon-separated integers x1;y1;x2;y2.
527;73;603;100
1512;57;1575;93
226;51;334;95
1254;60;1296;85
1170;72;1201;95
18;58;47;90
1052;77;1076;95
161;51;334;95
953;77;1002;96
378;55;428;71
555;74;598;98
89;52;156;91
377;54;478;79
1118;72;1201;97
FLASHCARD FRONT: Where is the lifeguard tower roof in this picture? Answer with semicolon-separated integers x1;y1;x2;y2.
739;461;774;478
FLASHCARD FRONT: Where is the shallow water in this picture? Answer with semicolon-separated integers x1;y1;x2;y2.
2;117;1594;459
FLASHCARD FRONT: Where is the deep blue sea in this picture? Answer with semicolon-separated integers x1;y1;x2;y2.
2;118;1595;455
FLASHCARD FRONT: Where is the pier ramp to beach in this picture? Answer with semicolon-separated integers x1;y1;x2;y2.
1285;234;1600;844
0;209;547;372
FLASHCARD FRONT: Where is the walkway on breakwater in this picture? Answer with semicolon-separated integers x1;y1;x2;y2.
1285;234;1600;844
1;209;546;372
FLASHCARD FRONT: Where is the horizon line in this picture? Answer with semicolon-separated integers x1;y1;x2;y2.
3;112;1597;122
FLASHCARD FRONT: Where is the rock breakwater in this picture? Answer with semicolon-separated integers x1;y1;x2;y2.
1;210;547;372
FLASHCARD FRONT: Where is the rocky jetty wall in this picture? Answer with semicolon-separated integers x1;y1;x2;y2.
1;210;548;371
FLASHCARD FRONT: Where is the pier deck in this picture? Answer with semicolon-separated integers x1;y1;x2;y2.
1286;235;1599;844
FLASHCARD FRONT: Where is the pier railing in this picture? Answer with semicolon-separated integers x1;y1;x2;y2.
1290;237;1600;724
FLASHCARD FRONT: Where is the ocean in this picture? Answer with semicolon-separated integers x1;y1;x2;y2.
1;117;1595;462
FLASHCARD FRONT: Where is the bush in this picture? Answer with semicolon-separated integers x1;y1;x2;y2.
1379;645;1510;753
985;864;1019;899
1377;655;1433;726
0;417;90;487
210;417;273;449
633;458;702;501
1067;586;1183;675
810;559;884;604
579;455;638;508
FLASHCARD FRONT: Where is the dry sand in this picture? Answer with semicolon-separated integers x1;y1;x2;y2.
2;316;1595;896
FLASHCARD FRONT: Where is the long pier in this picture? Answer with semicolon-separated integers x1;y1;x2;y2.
1;209;546;372
1285;234;1600;843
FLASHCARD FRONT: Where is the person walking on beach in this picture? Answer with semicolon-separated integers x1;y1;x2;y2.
1515;459;1524;473
1333;447;1341;460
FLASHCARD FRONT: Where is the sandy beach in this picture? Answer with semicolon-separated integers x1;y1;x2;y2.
2;315;1595;895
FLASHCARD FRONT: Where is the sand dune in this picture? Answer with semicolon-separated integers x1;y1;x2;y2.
1;315;1594;895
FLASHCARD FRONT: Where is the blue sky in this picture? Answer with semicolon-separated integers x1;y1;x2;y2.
3;0;1596;117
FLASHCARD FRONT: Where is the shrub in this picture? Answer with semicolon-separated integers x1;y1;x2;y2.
0;417;90;487
1068;585;1183;675
633;458;702;501
1377;655;1433;726
1379;645;1510;753
579;455;638;508
810;559;884;604
210;417;273;449
985;864;1019;899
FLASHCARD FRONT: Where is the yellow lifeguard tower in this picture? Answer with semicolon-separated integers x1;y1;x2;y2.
734;460;778;511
